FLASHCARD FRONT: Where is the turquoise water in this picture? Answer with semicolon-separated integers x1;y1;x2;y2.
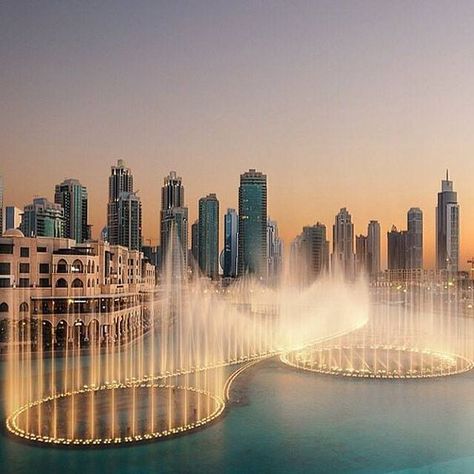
2;358;474;473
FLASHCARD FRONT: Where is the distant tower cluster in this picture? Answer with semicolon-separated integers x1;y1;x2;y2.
3;164;464;281
387;208;424;272
238;169;267;279
356;221;380;278
436;171;459;274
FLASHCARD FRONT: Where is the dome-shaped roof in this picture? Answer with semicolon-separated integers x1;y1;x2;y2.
3;228;25;237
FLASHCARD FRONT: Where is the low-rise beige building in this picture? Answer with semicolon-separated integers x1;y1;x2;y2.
0;229;156;352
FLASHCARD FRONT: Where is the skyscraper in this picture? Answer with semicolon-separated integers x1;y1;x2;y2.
198;194;219;279
355;234;368;275
0;175;3;236
54;178;90;243
106;160;142;251
223;209;238;278
238;169;267;279
436;171;459;274
107;160;134;245
160;171;188;269
21;197;64;238
387;226;407;270
191;220;199;262
367;220;381;277
116;191;142;251
332;208;355;278
291;223;329;284
267;218;283;282
407;207;423;269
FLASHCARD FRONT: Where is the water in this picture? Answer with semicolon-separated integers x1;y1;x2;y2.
2;358;474;474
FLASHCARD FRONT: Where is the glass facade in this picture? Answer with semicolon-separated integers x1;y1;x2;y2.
238;170;267;278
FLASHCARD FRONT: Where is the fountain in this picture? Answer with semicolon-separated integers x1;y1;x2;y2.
4;228;473;447
3;233;366;446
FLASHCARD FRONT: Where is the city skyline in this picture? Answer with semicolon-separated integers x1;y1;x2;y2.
2;3;474;269
0;166;471;271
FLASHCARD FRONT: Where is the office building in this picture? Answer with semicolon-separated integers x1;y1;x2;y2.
21;198;64;238
198;194;219;279
238;169;267;279
54;178;90;243
107;159;134;246
291;223;329;284
160;171;188;270
223;209;238;278
436;171;459;273
407;208;423;269
332;208;355;278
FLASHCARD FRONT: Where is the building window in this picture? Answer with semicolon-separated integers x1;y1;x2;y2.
72;278;84;288
39;278;50;288
56;278;68;288
39;263;50;274
19;263;30;274
0;263;10;275
57;259;68;273
0;278;10;288
19;278;30;288
0;244;13;254
20;247;30;258
37;246;47;253
71;260;84;273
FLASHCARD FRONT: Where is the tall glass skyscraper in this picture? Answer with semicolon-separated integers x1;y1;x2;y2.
387;225;407;270
117;192;142;251
107;160;134;246
332;208;355;278
191;220;199;262
198;194;219;279
436;171;459;274
160;171;188;270
106;160;141;251
367;220;381;277
223;209;238;278
238;169;267;279
54;178;90;243
407;207;423;269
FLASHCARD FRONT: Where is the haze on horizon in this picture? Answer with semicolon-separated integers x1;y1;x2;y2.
1;1;474;269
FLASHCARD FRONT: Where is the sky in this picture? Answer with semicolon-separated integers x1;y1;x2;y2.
1;1;474;269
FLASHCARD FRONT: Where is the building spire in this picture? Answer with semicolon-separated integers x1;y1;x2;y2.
446;169;449;181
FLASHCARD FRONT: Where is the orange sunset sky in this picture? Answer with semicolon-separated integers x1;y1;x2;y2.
1;2;474;269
